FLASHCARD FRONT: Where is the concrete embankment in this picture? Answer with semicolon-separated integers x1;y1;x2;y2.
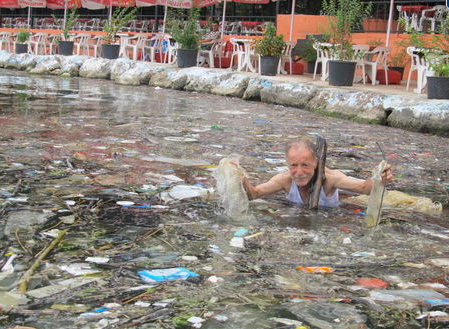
0;51;448;136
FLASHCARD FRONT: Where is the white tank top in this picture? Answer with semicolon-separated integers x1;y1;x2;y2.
286;180;340;207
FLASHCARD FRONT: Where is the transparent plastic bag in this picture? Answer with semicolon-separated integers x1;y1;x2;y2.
214;155;249;218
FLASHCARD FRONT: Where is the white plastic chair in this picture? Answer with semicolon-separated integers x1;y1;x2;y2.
89;35;103;57
29;33;48;55
164;36;178;64
0;32;12;52
72;33;91;56
198;39;224;68
278;41;295;75
363;46;390;85
47;34;60;55
420;5;448;33
123;34;148;61
406;46;428;93
85;18;101;31
144;34;166;62
352;44;369;84
313;42;333;81
229;38;246;71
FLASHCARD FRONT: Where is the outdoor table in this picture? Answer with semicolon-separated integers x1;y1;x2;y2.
401;5;432;15
398;5;432;31
117;33;132;57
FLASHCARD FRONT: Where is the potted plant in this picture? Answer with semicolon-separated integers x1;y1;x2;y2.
322;0;372;86
52;6;79;56
300;34;329;74
426;15;449;99
387;38;410;80
168;8;201;68
254;23;286;76
101;6;137;59
300;38;317;74
15;29;30;54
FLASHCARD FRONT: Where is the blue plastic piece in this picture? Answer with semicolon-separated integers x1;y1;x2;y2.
425;298;449;306
234;228;249;237
138;267;199;283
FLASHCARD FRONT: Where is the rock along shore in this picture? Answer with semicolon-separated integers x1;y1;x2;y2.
1;51;448;137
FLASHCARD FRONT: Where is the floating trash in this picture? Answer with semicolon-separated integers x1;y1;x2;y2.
297;267;334;273
214;156;249;218
137;268;199;283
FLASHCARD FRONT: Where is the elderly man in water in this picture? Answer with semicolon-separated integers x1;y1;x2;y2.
242;139;394;207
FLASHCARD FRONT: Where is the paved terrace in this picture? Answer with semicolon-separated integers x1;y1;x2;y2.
0;50;448;137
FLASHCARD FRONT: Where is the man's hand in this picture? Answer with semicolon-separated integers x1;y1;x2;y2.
241;176;258;200
381;164;394;185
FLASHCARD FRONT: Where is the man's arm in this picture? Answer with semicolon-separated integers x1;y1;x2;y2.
326;164;393;195
242;173;290;200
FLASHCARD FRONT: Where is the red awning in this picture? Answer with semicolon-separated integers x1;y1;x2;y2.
99;0;135;6
81;0;105;9
157;0;218;8
233;0;270;4
46;0;80;9
135;0;156;6
0;0;20;8
18;0;46;7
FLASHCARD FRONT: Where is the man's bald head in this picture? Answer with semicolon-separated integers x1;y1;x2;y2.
285;139;317;159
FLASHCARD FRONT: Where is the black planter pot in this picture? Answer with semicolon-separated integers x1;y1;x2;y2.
15;43;28;54
260;56;280;76
427;76;449;99
177;49;198;68
328;60;357;86
389;66;404;80
307;61;321;74
58;41;74;56
101;44;120;59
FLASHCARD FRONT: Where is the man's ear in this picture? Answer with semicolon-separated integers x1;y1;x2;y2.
313;158;318;169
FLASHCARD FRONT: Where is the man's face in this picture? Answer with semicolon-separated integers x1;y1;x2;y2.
212;23;219;31
287;146;317;187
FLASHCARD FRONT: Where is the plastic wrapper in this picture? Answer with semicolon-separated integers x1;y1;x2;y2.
214;155;249;218
343;190;442;216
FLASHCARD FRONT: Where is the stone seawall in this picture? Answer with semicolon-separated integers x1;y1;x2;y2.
1;51;448;136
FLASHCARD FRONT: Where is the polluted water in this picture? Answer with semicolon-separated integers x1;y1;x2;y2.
0;69;448;329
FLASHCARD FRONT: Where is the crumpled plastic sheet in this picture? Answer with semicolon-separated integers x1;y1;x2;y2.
343;190;443;216
214;155;249;219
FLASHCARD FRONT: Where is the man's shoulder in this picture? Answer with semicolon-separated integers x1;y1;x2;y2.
271;171;292;188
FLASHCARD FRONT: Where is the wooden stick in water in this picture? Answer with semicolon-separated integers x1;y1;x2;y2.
308;136;327;209
18;229;69;294
365;160;387;227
